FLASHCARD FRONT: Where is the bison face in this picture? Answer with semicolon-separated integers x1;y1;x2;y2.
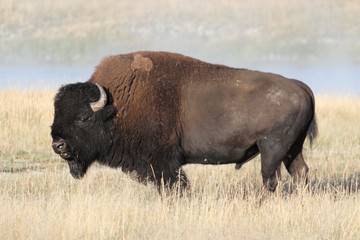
51;82;116;179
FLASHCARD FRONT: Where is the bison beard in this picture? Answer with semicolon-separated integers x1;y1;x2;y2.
68;160;85;179
51;51;317;195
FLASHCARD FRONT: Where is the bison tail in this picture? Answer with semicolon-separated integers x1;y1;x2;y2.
296;79;318;147
307;114;318;148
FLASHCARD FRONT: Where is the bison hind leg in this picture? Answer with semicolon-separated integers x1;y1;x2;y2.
258;131;309;192
285;152;309;185
283;133;309;186
257;138;294;192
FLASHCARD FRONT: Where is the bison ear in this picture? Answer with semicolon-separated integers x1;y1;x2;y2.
90;83;107;112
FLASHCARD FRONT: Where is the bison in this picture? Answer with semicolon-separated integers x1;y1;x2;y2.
51;51;317;193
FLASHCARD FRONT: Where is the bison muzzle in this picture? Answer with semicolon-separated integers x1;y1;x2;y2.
51;51;318;194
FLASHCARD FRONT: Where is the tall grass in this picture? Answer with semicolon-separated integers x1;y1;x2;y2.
1;167;358;240
0;91;359;239
1;0;360;64
0;90;55;172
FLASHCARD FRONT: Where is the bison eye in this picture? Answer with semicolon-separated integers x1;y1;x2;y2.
77;116;92;123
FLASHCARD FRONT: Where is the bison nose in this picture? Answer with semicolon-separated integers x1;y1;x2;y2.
52;139;67;154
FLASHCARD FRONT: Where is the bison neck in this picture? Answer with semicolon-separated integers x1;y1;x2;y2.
97;134;141;171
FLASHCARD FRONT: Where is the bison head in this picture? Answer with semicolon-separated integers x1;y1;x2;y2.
51;82;116;179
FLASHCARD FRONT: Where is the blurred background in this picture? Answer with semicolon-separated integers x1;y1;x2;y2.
0;0;359;94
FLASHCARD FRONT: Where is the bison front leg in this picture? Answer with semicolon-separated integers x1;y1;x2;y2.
150;162;189;195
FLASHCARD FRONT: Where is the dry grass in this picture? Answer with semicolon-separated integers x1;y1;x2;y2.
0;90;55;171
0;91;359;239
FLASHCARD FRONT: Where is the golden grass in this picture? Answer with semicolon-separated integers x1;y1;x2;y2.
0;91;359;239
0;90;55;171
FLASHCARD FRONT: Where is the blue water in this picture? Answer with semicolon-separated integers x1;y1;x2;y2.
0;64;359;95
0;66;93;90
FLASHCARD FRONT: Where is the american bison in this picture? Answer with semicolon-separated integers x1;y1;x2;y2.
51;51;317;193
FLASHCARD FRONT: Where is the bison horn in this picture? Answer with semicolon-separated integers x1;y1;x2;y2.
90;83;107;112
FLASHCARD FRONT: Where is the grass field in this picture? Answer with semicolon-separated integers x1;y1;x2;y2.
0;91;359;239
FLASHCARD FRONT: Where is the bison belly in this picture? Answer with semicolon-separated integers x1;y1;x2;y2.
180;82;259;165
180;76;306;166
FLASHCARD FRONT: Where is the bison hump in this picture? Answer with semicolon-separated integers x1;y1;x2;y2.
131;54;154;72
